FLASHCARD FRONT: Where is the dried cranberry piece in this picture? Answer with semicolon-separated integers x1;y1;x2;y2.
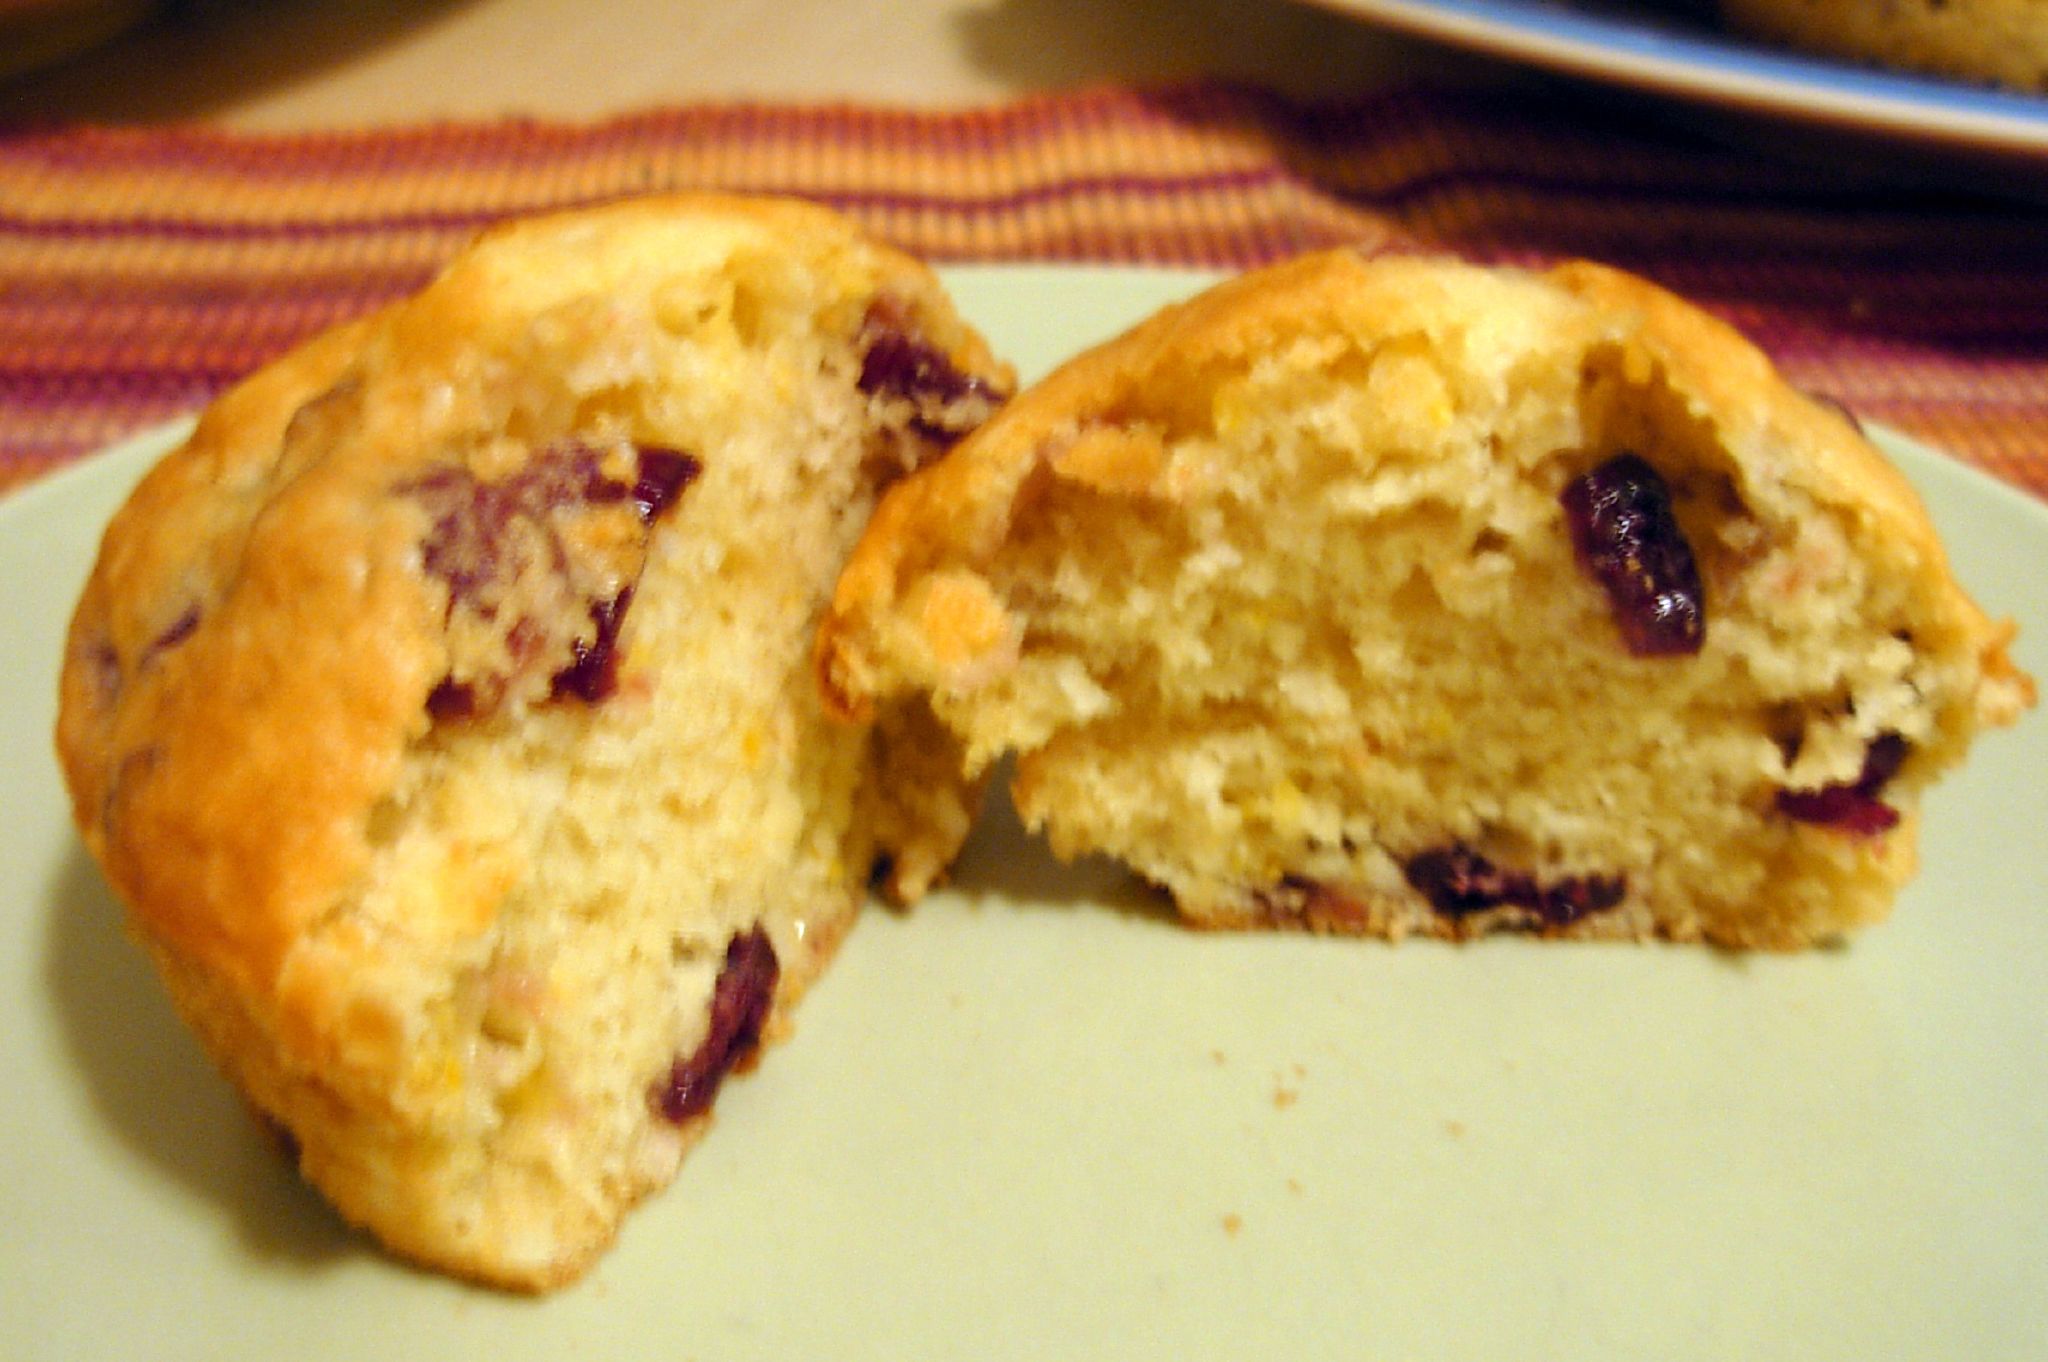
1403;847;1518;916
1535;873;1629;926
857;298;1003;444
408;467;493;608
1403;845;1624;927
858;328;989;408
1776;732;1909;834
1775;789;1898;835
631;447;701;524
424;678;477;723
1561;453;1705;657
654;925;780;1124
1859;732;1910;787
549;587;633;704
408;442;698;612
411;449;608;610
409;442;702;721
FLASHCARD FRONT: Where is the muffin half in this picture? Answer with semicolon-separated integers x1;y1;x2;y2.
56;194;1009;1289
819;252;2030;949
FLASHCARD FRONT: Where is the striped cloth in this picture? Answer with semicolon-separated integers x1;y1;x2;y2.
3;84;2044;499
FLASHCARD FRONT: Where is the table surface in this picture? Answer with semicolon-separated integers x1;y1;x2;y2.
0;0;1498;129
4;0;2042;506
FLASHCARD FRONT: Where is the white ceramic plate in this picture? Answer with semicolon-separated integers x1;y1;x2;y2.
4;266;2045;1360
1311;0;2048;158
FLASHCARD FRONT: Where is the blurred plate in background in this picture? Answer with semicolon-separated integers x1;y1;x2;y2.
1308;0;2048;157
0;0;153;81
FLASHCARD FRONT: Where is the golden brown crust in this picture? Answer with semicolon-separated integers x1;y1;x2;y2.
57;316;394;995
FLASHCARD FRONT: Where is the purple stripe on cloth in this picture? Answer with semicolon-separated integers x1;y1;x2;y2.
0;168;1316;239
2;83;2042;502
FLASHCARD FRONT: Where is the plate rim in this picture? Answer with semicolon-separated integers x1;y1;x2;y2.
1307;0;2048;157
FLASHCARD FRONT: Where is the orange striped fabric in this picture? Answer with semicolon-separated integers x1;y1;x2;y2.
3;84;2043;498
